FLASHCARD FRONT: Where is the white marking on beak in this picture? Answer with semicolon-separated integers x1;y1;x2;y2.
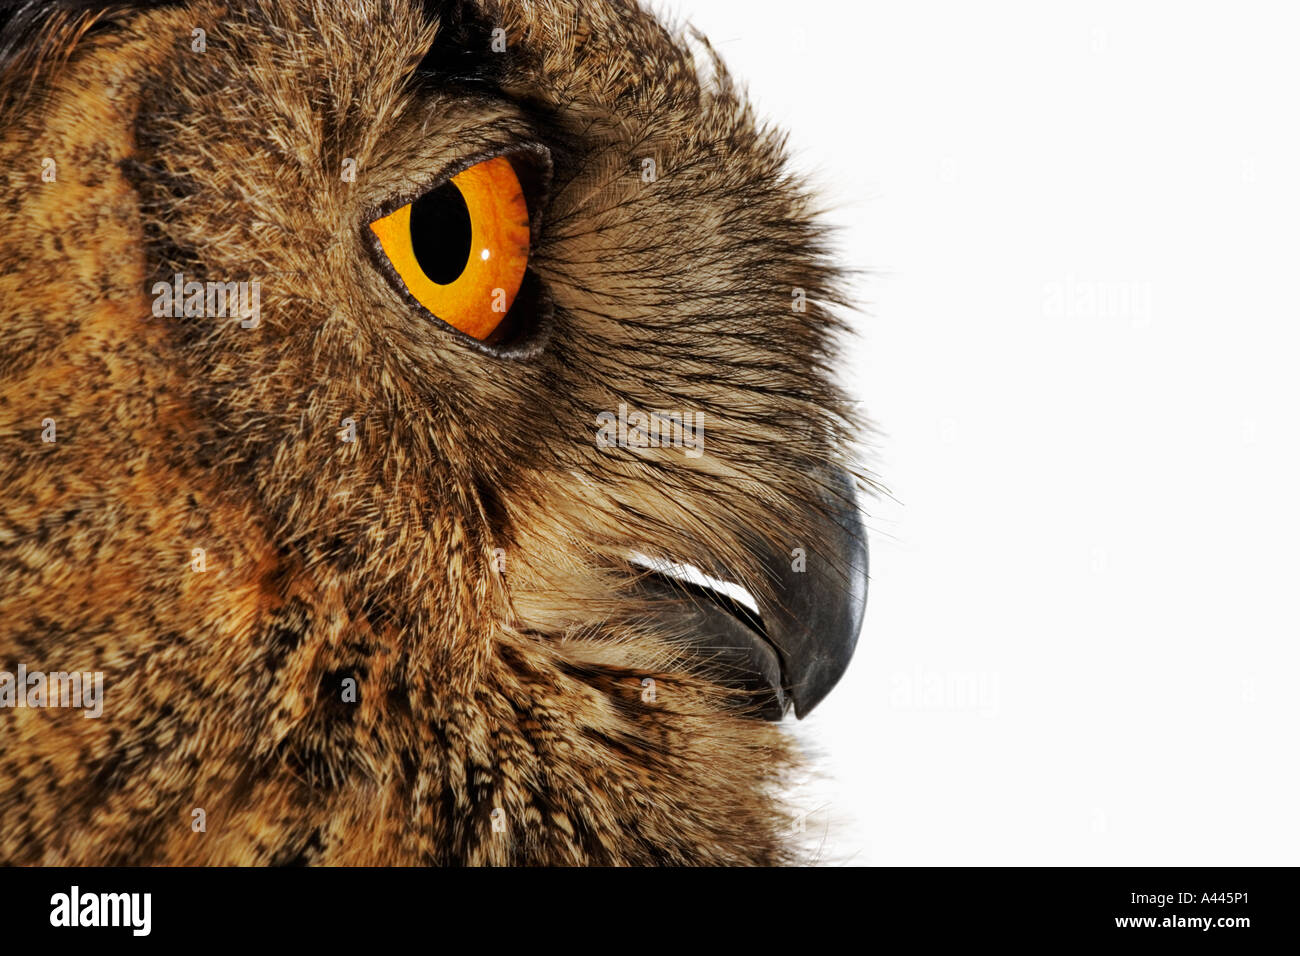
628;552;760;616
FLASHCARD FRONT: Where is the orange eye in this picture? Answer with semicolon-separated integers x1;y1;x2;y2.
369;156;529;341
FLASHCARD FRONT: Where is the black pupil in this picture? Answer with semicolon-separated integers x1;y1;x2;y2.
409;181;472;285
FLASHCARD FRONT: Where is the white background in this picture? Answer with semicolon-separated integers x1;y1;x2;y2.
662;0;1300;864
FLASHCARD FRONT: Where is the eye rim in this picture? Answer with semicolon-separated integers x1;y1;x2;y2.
363;142;553;358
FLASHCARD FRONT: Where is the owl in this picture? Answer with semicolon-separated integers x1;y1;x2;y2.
0;0;869;865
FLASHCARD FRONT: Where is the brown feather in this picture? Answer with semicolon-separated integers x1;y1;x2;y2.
0;0;862;865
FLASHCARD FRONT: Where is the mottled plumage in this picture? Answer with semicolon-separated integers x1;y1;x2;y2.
0;0;867;864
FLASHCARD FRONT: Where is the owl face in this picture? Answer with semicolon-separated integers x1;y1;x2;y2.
0;0;868;863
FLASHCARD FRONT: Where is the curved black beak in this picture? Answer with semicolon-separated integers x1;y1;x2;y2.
757;464;869;717
635;463;868;721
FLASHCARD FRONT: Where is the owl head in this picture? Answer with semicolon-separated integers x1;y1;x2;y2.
0;0;869;864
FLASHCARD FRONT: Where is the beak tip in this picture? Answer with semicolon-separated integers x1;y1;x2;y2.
790;537;868;718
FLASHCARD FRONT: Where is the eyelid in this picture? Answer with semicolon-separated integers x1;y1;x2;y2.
363;141;552;239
